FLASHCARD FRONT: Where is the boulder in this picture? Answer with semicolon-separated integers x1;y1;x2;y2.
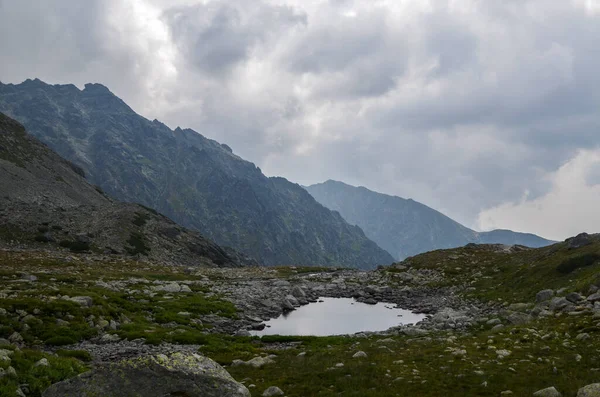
42;353;250;397
587;293;600;302
69;296;93;308
533;386;562;397
566;292;584;303
578;383;600;397
263;386;285;396
352;351;367;358
536;290;554;303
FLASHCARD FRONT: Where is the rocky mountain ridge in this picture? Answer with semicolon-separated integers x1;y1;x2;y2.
0;79;394;269
306;180;554;260
0;112;248;267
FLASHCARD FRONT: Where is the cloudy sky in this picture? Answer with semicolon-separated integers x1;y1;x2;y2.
1;0;600;240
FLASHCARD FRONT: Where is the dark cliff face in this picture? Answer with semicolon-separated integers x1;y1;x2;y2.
0;79;393;269
0;112;243;268
305;180;555;260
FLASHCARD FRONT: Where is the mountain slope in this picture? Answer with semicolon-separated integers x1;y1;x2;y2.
0;112;246;267
305;180;554;260
0;79;393;269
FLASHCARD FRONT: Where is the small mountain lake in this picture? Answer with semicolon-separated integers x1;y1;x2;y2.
251;297;426;336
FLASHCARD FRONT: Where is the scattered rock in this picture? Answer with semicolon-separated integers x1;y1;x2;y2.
68;296;94;307
262;386;285;396
533;386;562;397
8;332;23;344
566;292;584;303
34;358;49;367
536;290;554;303
352;351;367;358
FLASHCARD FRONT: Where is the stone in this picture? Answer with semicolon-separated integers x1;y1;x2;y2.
42;353;250;397
34;358;49;367
0;338;9;346
69;296;94;307
291;286;307;300
496;349;511;359
244;356;276;368
99;333;121;343
578;383;600;397
262;386;285;396
8;332;23;344
536;290;554;303
0;349;13;361
549;297;570;311
353;351;367;358
566;292;584;303
587;293;600;302
6;366;16;377
507;312;531;325
533;386;562;397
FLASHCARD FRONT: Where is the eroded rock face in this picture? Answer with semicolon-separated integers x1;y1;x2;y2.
42;353;250;397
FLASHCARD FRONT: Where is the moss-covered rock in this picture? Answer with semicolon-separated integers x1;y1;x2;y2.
42;352;250;397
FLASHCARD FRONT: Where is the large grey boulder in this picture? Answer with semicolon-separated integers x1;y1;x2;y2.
42;353;250;397
578;383;600;397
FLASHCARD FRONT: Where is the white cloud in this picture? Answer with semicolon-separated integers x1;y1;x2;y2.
478;150;600;240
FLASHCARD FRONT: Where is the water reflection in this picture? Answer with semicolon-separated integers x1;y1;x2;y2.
251;297;426;336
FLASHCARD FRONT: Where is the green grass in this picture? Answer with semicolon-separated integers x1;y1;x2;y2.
0;349;87;397
2;244;600;396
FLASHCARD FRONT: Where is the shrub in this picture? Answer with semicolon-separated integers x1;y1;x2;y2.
125;232;150;256
556;253;600;274
56;349;92;362
59;240;90;252
45;335;78;346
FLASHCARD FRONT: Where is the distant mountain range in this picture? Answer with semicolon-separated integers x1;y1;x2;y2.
305;180;555;260
0;79;393;269
0;112;248;267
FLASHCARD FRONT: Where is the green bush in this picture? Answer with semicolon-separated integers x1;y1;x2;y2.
45;335;78;346
556;254;600;274
56;349;92;362
125;232;150;256
59;240;90;252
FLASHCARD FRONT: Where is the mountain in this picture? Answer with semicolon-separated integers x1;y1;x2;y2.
305;180;554;260
0;79;393;269
0;112;249;267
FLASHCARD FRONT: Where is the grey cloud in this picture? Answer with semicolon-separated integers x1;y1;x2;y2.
1;0;600;235
163;1;306;76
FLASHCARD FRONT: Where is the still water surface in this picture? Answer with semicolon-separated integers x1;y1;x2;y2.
251;297;426;336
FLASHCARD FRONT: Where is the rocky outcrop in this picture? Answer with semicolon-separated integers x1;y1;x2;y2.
42;353;250;397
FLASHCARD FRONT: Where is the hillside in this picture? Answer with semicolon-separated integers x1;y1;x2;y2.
0;112;245;267
306;180;554;260
0;79;393;269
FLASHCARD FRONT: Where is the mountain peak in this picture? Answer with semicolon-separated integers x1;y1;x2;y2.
83;83;112;95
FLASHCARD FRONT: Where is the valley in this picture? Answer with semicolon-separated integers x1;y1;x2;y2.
3;235;600;396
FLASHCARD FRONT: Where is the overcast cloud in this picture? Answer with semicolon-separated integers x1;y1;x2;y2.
1;0;600;239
